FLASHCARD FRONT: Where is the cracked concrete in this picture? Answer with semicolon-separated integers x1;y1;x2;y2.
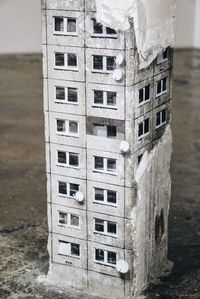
0;49;200;298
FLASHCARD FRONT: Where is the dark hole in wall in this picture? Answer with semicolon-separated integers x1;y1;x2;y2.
155;209;165;245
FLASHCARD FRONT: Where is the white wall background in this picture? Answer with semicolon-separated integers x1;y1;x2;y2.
0;0;199;54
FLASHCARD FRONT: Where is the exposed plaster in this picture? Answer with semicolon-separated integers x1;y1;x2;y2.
95;0;176;68
132;125;172;295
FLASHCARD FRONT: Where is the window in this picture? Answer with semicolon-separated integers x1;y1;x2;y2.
139;85;150;105
57;151;79;168
55;86;78;104
54;17;77;35
94;218;117;236
138;118;150;140
137;154;143;165
92;19;117;37
93;55;116;72
58;212;80;228
156;109;167;129
94;157;117;174
157;77;167;96
58;181;79;197
58;240;80;258
94;188;117;206
56;119;78;137
93;90;117;108
157;48;168;64
93;124;117;139
55;53;78;70
95;248;117;266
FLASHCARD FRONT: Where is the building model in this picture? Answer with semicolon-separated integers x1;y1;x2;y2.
42;0;173;298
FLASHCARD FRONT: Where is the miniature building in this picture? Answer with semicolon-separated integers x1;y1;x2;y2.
42;1;173;298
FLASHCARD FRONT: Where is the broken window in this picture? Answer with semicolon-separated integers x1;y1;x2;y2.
92;19;117;37
156;109;167;128
138;118;150;140
69;153;79;167
57;151;67;164
139;85;150;105
157;77;167;96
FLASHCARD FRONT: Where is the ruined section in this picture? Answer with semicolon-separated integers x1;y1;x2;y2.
95;0;176;68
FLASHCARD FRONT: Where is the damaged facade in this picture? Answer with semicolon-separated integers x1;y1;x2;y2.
42;0;173;298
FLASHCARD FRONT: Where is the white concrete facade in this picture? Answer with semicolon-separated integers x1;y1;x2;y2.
42;1;173;298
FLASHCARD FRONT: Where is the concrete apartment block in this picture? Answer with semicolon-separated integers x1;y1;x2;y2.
42;0;173;298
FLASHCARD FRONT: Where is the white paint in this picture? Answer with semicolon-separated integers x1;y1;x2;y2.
0;0;41;54
95;0;176;68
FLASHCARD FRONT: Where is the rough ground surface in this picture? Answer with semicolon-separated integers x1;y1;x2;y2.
0;50;199;298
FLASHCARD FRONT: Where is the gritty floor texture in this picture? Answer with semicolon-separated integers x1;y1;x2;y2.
0;50;199;298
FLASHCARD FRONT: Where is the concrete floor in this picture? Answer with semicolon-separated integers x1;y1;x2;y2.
0;50;199;298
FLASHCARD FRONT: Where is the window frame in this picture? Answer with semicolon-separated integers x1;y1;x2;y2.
54;52;78;71
157;48;169;64
93;156;117;175
156;109;167;129
92;90;117;110
57;151;79;168
92;18;118;39
56;119;79;137
94;248;117;267
53;16;78;36
93;188;117;207
156;77;167;97
58;211;80;229
93;124;117;139
138;118;150;140
55;86;78;105
94;218;117;237
92;55;116;73
58;240;80;258
57;181;80;198
138;85;150;106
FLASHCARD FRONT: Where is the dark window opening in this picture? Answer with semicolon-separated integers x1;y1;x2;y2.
58;181;67;194
107;92;116;106
93;55;103;70
106;27;117;35
94;156;104;170
107;125;117;139
69;121;78;134
68;54;77;67
138;154;143;165
55;17;64;31
58;151;67;164
144;118;149;134
107;159;116;172
59;212;68;225
107;221;117;235
57;119;65;132
67;18;76;32
95;249;104;262
71;243;80;256
69;183;79;197
69;153;79;167
56;87;65;100
94;188;104;202
155;209;165;245
93;19;103;34
107;251;117;265
106;56;116;71
163;48;168;60
68;88;78;102
55;53;65;66
138;122;144;137
107;190;117;204
94;90;104;104
95;219;104;232
70;214;79;227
